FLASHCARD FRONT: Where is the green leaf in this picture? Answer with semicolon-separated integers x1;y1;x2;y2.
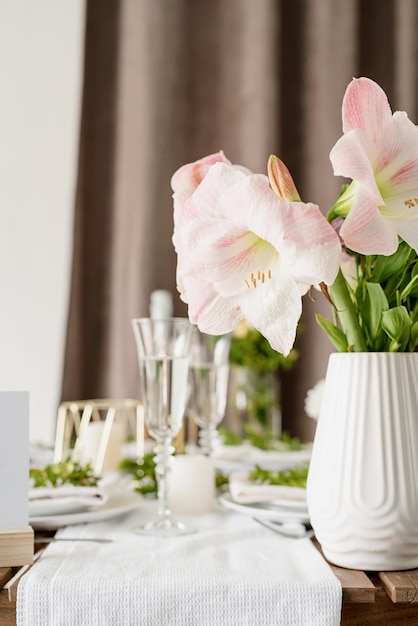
119;454;157;495
315;314;348;352
328;269;367;351
364;282;388;341
248;465;309;488
400;273;418;300
410;321;418;350
408;258;418;297
30;457;98;488
370;242;411;283
381;306;412;352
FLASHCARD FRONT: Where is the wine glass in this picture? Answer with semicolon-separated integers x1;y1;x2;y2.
188;329;231;455
131;317;193;537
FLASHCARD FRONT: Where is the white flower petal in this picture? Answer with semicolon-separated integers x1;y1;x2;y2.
182;276;243;334
239;265;302;357
340;187;398;255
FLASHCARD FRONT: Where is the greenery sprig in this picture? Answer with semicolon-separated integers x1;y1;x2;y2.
30;457;99;488
248;464;308;489
219;425;302;451
119;454;157;495
229;322;298;372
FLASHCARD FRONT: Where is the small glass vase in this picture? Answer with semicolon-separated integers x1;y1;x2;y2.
225;366;281;439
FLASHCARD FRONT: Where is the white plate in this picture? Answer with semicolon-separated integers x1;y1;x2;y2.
219;492;310;523
269;497;307;511
30;491;141;530
29;500;94;517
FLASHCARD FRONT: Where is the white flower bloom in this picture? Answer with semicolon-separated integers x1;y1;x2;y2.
304;379;326;420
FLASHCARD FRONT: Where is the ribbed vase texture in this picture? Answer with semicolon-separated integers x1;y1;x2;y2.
307;352;418;570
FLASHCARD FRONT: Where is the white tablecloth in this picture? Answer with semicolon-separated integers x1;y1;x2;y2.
17;500;342;626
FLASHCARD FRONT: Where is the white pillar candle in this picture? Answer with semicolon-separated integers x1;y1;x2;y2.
78;420;124;473
168;454;215;514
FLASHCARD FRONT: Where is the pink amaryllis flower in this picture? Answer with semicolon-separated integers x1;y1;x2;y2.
171;151;231;223
172;151;250;301
172;156;341;356
330;77;418;256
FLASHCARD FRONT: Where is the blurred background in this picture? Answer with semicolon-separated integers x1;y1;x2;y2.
1;0;417;446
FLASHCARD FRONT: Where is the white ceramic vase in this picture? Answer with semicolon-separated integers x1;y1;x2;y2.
307;352;418;571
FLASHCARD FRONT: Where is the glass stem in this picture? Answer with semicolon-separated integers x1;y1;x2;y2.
154;439;175;519
198;424;220;456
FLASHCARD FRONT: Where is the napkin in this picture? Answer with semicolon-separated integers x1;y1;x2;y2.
29;485;108;517
17;503;342;626
213;444;311;471
229;470;306;505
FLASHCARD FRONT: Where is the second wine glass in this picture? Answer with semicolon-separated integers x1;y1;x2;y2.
188;329;231;455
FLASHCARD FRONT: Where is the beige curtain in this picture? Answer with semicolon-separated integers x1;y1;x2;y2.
62;0;418;440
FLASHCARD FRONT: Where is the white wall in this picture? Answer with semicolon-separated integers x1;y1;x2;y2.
0;0;85;445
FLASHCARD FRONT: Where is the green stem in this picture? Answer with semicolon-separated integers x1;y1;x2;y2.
328;269;367;352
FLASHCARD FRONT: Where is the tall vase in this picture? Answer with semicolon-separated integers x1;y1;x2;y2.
307;352;418;571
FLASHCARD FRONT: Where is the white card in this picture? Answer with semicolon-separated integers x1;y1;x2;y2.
0;392;29;530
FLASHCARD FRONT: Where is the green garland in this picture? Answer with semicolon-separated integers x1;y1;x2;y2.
30;457;98;488
248;465;308;489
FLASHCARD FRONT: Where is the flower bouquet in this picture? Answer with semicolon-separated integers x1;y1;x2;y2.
171;77;418;357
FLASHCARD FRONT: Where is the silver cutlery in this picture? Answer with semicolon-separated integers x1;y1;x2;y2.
253;517;314;539
35;536;114;544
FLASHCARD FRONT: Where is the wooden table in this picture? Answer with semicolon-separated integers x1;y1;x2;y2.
0;565;19;626
334;563;418;625
2;550;418;625
0;543;44;626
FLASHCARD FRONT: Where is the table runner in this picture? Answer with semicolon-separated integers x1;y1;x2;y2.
17;501;342;626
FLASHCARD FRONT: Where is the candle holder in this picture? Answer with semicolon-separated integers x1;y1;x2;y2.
54;399;144;473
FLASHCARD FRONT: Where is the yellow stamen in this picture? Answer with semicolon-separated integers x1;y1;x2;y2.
244;269;273;288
